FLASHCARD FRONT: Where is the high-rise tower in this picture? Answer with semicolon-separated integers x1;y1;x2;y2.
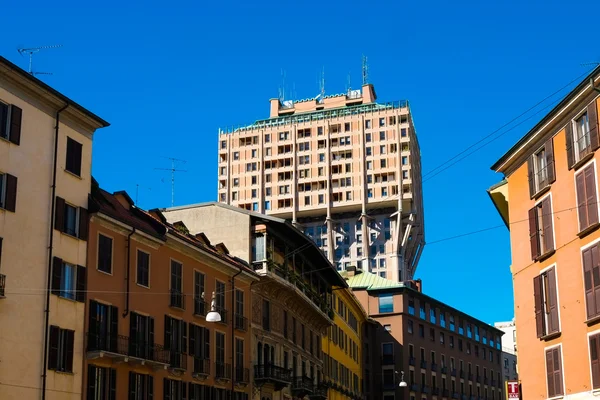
217;83;424;281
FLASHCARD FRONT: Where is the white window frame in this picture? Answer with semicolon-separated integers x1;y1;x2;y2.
534;192;556;255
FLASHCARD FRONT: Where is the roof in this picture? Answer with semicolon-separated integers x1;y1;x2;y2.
345;269;405;290
491;65;600;172
0;56;109;128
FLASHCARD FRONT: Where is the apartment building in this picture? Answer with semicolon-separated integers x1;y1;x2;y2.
217;83;424;282
322;286;368;400
161;202;347;400
347;269;504;400
0;56;108;399
489;65;600;399
85;184;257;399
493;321;517;384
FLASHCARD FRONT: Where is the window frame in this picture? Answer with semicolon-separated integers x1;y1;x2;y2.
97;233;114;275
65;136;83;177
136;249;151;288
378;293;394;313
534;264;561;339
544;344;564;399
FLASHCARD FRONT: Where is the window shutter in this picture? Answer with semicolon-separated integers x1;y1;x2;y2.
182;321;188;354
74;140;83;176
589;101;599;151
182;381;187;400
87;365;97;400
527;156;536;197
128;371;135;400
576;172;588;230
164;378;171;400
48;325;59;370
585;165;599;226
147;375;154;400
76;265;86;302
566;121;575;169
165;315;172;350
583;247;596;318
4;174;17;212
9;105;22;145
528;207;540;260
204;327;210;359
55;197;65;233
541;198;554;252
149;316;155;354
189;324;196;357
545;138;556;184
109;368;117;400
65;329;74;372
547;268;559;334
110;305;118;352
51;257;62;296
78;207;88;241
533;275;544;338
592;335;600;389
552;347;563;395
88;301;98;349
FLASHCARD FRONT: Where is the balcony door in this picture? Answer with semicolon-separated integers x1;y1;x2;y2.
129;313;154;359
88;301;118;352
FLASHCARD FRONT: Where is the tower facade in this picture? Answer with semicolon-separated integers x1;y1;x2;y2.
217;83;424;281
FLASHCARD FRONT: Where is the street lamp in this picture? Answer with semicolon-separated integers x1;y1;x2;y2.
206;292;221;322
396;371;408;387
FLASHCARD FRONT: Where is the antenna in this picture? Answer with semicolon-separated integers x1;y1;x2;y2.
135;184;152;206
279;69;286;101
17;45;62;76
347;71;352;93
155;157;187;207
320;66;325;100
362;54;369;85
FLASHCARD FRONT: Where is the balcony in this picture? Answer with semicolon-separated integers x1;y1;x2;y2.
420;360;427;369
459;370;465;379
441;367;448;374
409;356;415;366
410;384;419;392
292;376;314;396
452;392;459;399
86;333;170;368
235;367;250;384
468;373;473;381
0;273;5;298
193;297;207;317
451;369;457;377
170;289;185;310
431;363;438;372
443;389;450;397
254;364;292;390
235;314;248;332
432;387;440;396
169;351;187;371
215;362;232;380
421;386;430;394
381;355;395;365
308;384;328;400
490;379;497;387
192;358;210;379
484;378;489;385
216;307;228;325
476;376;481;383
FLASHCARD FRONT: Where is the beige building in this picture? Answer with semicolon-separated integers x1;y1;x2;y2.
0;56;108;399
217;83;424;281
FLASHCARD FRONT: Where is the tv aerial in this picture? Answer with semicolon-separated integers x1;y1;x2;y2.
17;45;62;76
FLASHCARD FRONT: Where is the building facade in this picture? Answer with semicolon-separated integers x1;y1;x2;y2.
85;186;257;399
0;56;108;399
216;83;425;282
322;286;368;400
493;321;517;384
161;202;348;400
490;66;600;399
346;269;505;400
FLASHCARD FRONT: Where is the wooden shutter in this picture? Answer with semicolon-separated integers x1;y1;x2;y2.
147;375;154;400
182;321;188;354
585;164;599;226
576;172;588;230
48;325;59;370
189;324;196;357
546;138;556;184
541;198;554;253
88;301;98;350
109;368;117;400
65;329;74;372
9;105;21;145
87;364;97;400
566;121;575;169
592;335;600;389
552;347;563;395
164;378;171;400
78;207;88;241
589;101;599;151
164;315;172;350
51;257;62;296
4;174;17;212
128;371;135;400
533;275;544;338
528;207;540;260
182;381;187;400
76;265;86;302
547;268;560;334
149;316;155;349
527;156;536;197
583;246;596;318
55;197;65;233
110;305;118;352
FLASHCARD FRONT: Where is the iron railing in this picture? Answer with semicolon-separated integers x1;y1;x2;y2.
170;351;187;370
169;289;185;310
234;314;248;332
409;356;415;366
254;364;292;382
292;376;314;393
86;332;169;364
235;367;249;383
420;361;427;369
431;363;438;372
193;357;210;375
215;362;231;379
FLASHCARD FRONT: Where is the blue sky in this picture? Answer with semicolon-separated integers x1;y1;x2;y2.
2;0;599;326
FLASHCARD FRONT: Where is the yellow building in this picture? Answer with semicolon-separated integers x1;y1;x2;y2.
323;285;368;400
0;56;108;399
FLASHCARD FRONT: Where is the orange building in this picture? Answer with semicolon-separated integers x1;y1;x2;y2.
84;181;257;399
490;67;600;399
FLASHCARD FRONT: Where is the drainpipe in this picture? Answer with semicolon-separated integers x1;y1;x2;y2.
230;266;243;397
122;228;136;318
41;103;68;400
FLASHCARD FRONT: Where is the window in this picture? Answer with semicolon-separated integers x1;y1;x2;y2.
264;201;271;210
440;313;446;328
129;313;155;359
419;324;425;338
170;260;184;309
528;196;554;260
51;257;86;302
366;133;371;142
402;156;408;165
420;303;426;319
262;299;270;331
366;147;372;156
449;315;455;331
164;378;186;400
430;308;436;324
216;332;226;377
55;197;87;239
216;281;226;317
408;320;413;334
365;120;371;129
88;300;118;352
583;243;600;320
430;328;435;341
235;338;244;381
66;137;83;176
591;334;600;390
265;134;270;143
165;316;187;368
0;103;21;144
97;234;113;274
567;107;597;165
528;140;555;196
546;346;563;398
0;172;17;212
379;131;385;140
440;332;445;345
136;250;150;287
193;271;205;316
48;325;74;372
189;324;210;373
87;365;116;400
128;372;153;400
534;267;559;338
235;290;245;331
576;163;599;232
408;297;415;315
378;294;393;313
449;335;454;348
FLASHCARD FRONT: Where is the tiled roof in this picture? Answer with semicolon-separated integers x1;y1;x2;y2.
345;270;405;290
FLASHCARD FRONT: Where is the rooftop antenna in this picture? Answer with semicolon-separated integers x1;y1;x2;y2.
155;157;187;207
135;184;152;206
320;66;325;99
279;69;286;101
362;54;369;85
347;71;352;93
17;45;62;76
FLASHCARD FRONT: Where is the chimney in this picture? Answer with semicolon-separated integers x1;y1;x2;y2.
414;279;422;293
347;265;356;277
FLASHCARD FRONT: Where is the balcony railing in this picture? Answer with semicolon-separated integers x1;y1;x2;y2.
420;360;427;369
235;367;249;383
381;355;395;365
170;351;187;370
421;385;430;394
0;273;5;298
292;376;314;394
468;373;473;381
254;364;292;383
441;366;448;374
193;297;206;317
431;363;438;372
432;387;440;395
484;378;489;385
451;369;457;377
309;384;328;400
410;384;419;392
86;332;170;365
216;306;228;325
235;314;248;332
443;389;450;397
476;376;481;383
215;362;231;380
193;357;210;376
409;356;415;366
452;392;459;399
459;370;465;379
491;379;497;387
170;289;185;310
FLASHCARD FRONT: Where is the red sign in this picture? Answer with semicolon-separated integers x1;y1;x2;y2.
506;380;520;400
